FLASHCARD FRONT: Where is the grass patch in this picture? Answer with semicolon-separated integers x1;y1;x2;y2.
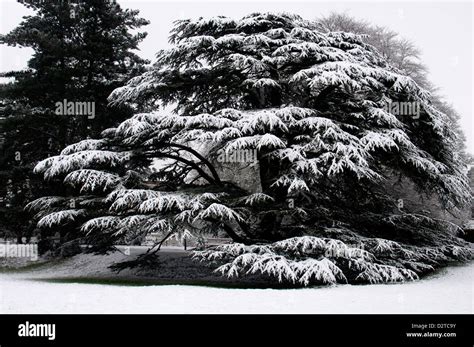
0;258;64;273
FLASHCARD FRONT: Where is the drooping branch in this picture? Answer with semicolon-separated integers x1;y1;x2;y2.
137;150;219;186
167;143;221;184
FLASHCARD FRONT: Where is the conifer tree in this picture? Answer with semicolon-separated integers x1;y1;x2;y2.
29;13;472;284
0;0;149;242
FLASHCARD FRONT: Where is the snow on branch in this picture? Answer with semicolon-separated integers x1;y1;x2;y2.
271;175;310;195
107;189;163;212
238;110;288;134
352;261;418;284
241;193;275;206
61;139;106;155
193;235;437;286
114;215;151;236
294;258;347;285
225;134;286;152
138;195;188;213
81;216;121;235
195;203;245;223
361;131;399;152
37;209;86;228
25;196;67;212
64;169;121;193
34;151;131;179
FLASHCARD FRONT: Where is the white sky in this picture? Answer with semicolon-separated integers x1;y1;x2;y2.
1;0;473;154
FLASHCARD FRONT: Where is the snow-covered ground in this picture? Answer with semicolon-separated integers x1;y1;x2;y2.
0;261;472;314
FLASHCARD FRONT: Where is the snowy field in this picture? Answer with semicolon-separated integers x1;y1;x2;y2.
0;261;472;314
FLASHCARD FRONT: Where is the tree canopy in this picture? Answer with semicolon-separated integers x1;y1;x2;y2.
29;13;472;285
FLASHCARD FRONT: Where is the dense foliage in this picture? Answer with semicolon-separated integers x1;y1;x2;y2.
29;13;471;285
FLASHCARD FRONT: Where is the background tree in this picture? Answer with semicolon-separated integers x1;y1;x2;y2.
0;0;149;243
30;13;472;285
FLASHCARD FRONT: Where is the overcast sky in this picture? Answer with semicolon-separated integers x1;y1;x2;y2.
1;0;473;154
